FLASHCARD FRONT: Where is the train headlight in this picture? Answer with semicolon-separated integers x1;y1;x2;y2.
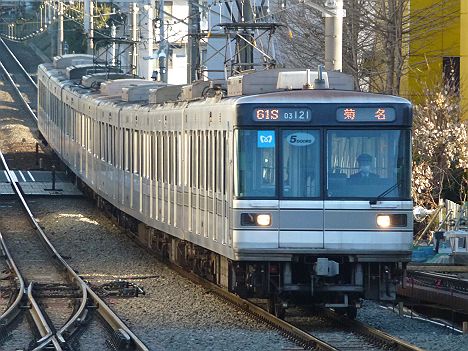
256;214;271;226
241;213;272;226
376;215;391;228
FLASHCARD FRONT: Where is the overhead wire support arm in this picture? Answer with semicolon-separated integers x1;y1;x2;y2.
219;21;282;73
229;24;283;62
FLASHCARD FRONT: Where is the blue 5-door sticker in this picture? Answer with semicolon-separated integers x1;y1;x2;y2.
257;130;275;148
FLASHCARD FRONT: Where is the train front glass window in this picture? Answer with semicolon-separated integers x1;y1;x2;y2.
327;130;411;198
281;130;320;198
236;130;276;197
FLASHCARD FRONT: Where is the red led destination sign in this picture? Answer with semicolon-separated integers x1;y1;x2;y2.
336;107;396;122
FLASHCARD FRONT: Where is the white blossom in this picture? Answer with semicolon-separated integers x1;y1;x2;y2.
412;85;468;207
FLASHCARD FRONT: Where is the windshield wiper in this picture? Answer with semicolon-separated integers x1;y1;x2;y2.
369;182;400;205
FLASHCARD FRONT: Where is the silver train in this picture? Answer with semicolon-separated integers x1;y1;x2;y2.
38;55;413;318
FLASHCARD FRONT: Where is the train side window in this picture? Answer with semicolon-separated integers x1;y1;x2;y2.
206;131;210;191
156;132;160;181
141;132;145;177
217;131;222;193
176;132;181;186
126;128;130;172
142;132;146;177
100;122;104;160
150;132;155;180
108;125;113;164
160;132;164;182
206;131;211;191
103;122;106;161
193;131;198;188
144;131;148;178
211;131;215;191
133;130;138;174
88;117;92;153
159;132;163;182
224;131;228;196
172;132;176;185
141;131;145;176
162;132;167;183
168;132;172;184
200;131;205;190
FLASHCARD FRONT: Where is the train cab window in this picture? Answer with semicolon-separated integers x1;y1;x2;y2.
236;130;276;197
326;130;411;198
281;130;320;198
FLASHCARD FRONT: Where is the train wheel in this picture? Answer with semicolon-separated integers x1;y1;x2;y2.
335;308;346;316
268;297;286;319
274;303;286;319
346;306;357;320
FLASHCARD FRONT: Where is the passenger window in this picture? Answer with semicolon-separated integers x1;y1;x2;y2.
326;130;411;198
236;130;276;197
281;130;320;198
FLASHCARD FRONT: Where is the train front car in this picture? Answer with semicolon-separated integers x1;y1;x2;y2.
231;89;413;318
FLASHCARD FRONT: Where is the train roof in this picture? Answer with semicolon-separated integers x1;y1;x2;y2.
236;89;411;105
39;55;411;107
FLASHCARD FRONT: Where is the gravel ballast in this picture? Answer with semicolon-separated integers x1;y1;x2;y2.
357;300;467;351
29;196;468;351
29;197;298;351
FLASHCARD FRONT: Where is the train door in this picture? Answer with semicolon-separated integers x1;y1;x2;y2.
279;129;324;248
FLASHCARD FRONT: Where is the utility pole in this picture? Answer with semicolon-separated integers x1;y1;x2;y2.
238;0;254;71
57;0;63;56
131;3;139;76
139;1;154;79
90;0;94;53
50;0;55;56
84;0;94;54
111;23;117;66
187;0;200;82
324;0;344;71
158;0;167;83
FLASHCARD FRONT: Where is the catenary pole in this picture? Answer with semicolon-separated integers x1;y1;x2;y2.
131;3;139;76
57;0;63;56
187;0;200;82
324;0;344;71
159;0;167;82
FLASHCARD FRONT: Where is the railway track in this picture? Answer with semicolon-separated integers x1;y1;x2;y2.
0;154;149;349
0;40;149;349
406;271;468;294
168;262;424;351
0;37;38;119
0;37;54;171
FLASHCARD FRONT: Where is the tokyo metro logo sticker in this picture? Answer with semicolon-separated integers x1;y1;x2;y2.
257;131;275;148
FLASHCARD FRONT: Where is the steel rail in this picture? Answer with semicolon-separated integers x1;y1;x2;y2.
0;50;37;121
320;308;425;351
407;271;468;294
0;150;149;350
55;280;88;344
167;261;425;351
167;262;337;351
0;37;38;89
27;283;63;351
0;232;25;327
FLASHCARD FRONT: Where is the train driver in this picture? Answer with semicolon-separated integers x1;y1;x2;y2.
349;153;379;182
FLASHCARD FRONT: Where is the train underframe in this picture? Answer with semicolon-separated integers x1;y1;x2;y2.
83;184;407;320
